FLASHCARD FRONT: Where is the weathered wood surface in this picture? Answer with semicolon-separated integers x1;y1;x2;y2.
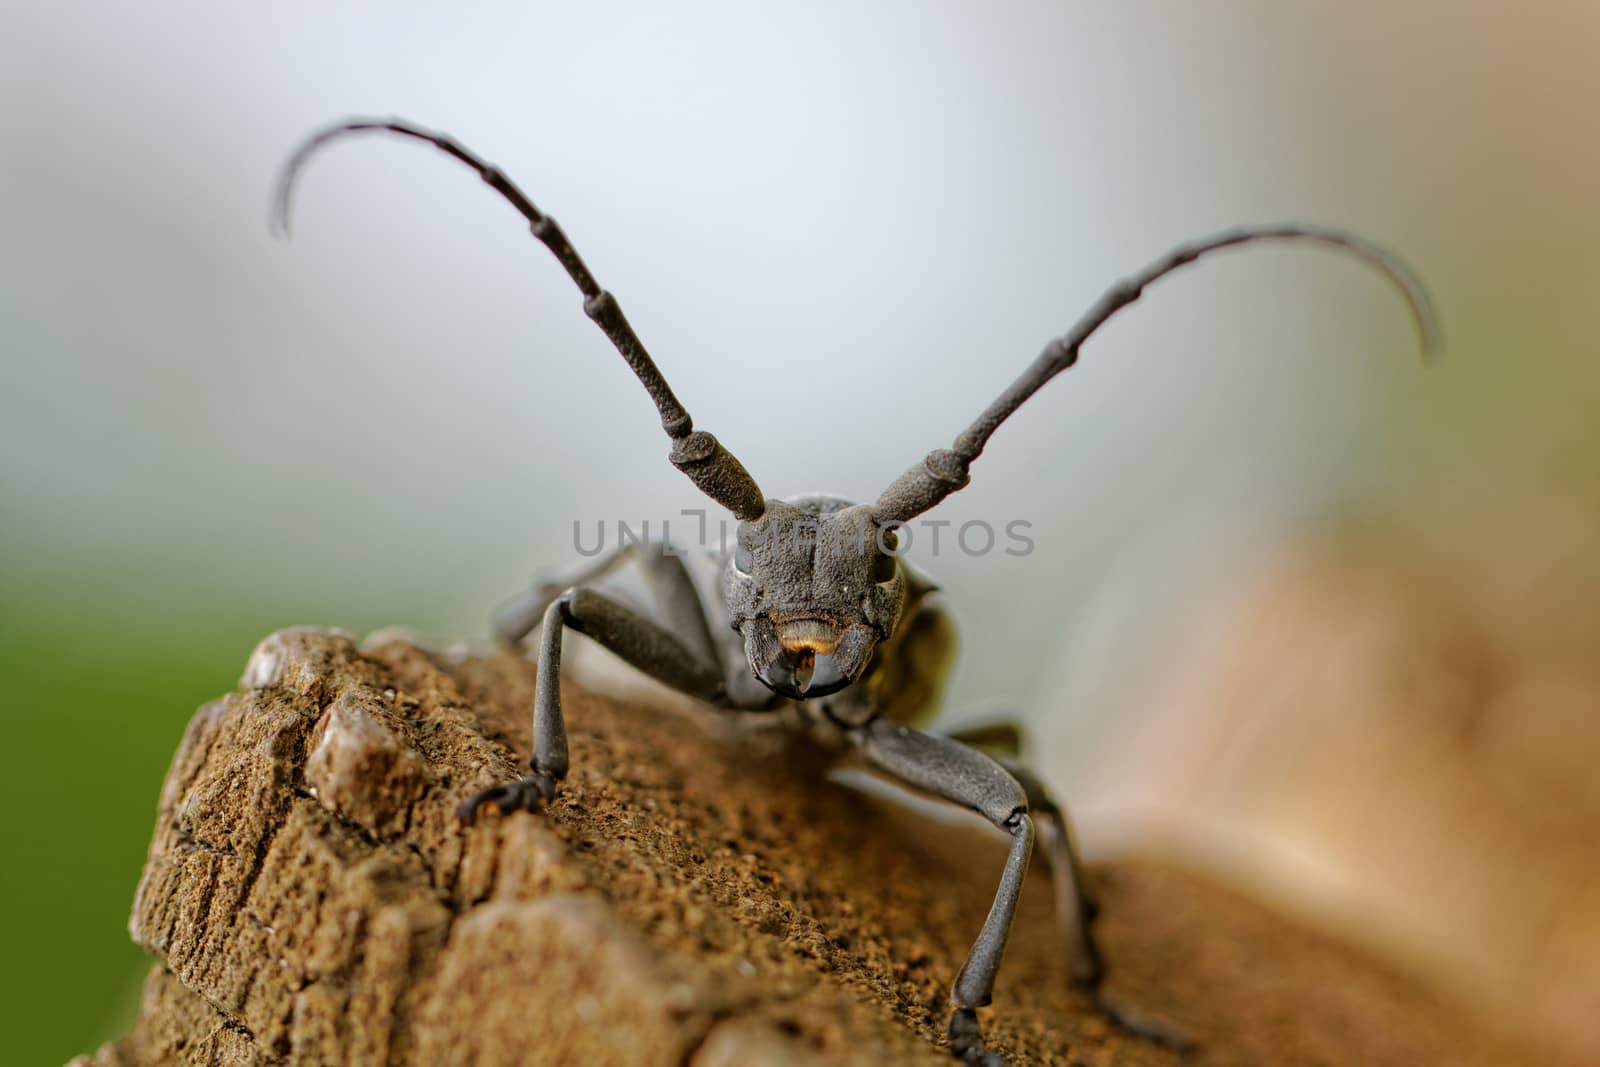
72;629;1528;1065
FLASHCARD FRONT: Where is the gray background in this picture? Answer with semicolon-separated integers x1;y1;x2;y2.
3;2;1596;1060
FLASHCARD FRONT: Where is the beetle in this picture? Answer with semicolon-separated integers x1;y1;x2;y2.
272;117;1437;1064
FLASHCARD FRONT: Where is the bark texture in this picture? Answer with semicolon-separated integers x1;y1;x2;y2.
73;629;1527;1065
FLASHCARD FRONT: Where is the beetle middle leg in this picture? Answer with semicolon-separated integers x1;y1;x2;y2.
492;541;717;668
856;717;1034;1065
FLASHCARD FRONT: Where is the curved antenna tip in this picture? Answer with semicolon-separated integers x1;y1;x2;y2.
267;117;408;243
268;142;306;241
1415;304;1445;366
1390;253;1443;366
267;198;293;241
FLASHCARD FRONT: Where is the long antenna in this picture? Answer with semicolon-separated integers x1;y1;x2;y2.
873;224;1441;524
272;117;767;520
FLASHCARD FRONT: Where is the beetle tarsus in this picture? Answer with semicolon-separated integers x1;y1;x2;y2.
457;772;560;824
1092;985;1193;1052
947;1008;1005;1065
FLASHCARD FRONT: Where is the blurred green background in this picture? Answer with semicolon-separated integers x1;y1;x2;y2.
3;2;1597;1063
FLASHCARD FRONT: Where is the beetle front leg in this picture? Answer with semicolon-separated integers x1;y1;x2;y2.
945;727;1190;1050
996;758;1101;987
857;718;1033;1066
460;586;727;823
946;721;1102;988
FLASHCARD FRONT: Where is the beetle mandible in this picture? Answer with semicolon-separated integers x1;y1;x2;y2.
272;117;1437;1064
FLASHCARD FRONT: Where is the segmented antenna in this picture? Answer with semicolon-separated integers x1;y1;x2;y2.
873;224;1441;524
272;117;768;521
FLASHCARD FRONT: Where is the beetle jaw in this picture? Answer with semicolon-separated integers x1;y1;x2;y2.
741;615;877;700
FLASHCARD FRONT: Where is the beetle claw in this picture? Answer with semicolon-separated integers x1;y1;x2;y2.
458;772;560;824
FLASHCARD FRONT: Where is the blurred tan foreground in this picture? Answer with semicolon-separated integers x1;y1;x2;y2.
1082;486;1600;1066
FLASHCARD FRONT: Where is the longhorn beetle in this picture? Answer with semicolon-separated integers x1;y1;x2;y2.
272;117;1438;1064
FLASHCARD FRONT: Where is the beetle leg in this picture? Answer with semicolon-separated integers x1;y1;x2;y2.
856;718;1032;1065
945;724;1191;1049
945;721;1100;987
995;758;1100;986
492;546;639;646
494;541;720;660
461;587;726;823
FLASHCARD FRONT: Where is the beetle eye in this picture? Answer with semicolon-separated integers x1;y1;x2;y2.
872;550;897;583
733;540;754;575
870;526;900;583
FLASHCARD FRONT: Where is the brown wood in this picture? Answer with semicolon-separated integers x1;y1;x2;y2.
73;629;1526;1066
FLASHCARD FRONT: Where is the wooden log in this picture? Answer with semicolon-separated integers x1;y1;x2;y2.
71;629;1528;1065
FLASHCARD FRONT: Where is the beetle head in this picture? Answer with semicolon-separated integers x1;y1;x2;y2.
723;495;907;700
